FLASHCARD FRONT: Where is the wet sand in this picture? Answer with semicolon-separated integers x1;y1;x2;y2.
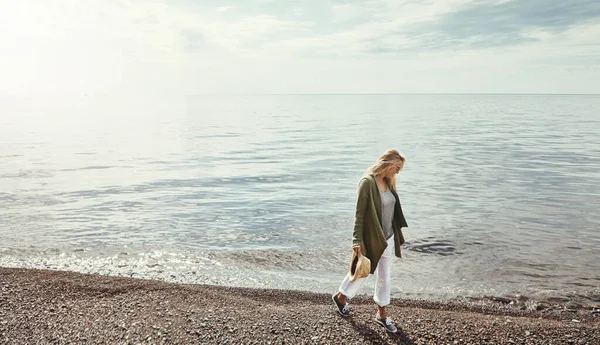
1;267;598;344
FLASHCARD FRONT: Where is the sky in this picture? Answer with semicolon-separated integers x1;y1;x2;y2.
1;0;599;95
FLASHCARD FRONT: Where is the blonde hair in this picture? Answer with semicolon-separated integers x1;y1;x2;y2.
366;149;406;191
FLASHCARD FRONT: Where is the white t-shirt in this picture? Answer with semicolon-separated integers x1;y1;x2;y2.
379;187;395;240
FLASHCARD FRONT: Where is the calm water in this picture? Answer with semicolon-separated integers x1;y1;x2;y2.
1;94;599;306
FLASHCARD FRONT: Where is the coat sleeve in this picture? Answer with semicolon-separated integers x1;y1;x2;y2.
352;178;370;246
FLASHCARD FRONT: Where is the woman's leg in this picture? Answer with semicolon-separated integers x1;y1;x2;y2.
372;237;398;332
333;272;369;316
337;271;369;303
373;237;394;315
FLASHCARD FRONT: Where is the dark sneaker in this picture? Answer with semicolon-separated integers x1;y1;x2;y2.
375;315;398;333
332;294;350;317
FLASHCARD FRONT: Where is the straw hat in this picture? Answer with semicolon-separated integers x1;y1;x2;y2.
349;249;371;282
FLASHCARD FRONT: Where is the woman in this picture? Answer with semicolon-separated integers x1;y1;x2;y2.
332;149;408;333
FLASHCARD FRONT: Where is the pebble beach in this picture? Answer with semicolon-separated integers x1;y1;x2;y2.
1;267;599;344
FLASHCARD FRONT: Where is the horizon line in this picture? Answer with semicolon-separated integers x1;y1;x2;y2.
188;92;600;96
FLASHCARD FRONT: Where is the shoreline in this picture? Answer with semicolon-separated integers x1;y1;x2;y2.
1;267;599;344
2;250;598;312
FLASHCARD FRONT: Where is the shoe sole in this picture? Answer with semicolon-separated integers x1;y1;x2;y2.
332;295;349;318
375;319;397;333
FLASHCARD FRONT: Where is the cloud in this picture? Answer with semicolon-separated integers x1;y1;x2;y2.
258;0;600;58
428;0;600;46
330;3;363;23
0;0;599;95
442;0;600;34
216;6;236;13
181;29;206;52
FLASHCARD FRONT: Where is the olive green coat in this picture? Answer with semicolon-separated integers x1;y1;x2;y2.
352;174;408;274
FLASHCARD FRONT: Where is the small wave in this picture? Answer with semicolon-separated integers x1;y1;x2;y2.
195;133;240;138
0;169;53;179
407;238;457;256
207;247;346;272
60;165;118;171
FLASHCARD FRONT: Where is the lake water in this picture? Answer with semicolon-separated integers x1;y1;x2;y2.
1;94;599;307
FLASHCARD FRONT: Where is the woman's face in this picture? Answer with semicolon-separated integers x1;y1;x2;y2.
385;160;404;179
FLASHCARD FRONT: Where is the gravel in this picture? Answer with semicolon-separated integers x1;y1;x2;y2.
1;267;598;344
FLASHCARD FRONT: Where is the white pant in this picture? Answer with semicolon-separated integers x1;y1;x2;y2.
338;235;394;307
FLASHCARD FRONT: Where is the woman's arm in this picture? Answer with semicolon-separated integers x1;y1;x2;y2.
352;178;370;246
